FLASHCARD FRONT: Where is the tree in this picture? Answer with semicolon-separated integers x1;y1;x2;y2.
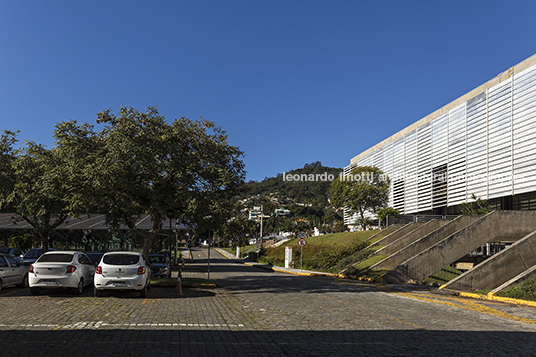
4;141;71;251
0;130;18;210
330;166;390;225
376;207;400;227
55;106;245;258
460;194;492;216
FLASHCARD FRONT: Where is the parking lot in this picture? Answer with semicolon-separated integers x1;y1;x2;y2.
2;248;536;356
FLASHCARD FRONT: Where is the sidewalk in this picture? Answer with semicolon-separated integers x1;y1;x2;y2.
213;247;340;277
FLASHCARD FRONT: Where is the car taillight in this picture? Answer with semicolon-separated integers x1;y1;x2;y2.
137;266;146;275
29;265;34;273
96;266;102;274
66;265;77;274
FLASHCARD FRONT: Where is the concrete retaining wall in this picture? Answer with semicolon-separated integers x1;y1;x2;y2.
370;215;478;272
446;229;536;291
383;211;536;284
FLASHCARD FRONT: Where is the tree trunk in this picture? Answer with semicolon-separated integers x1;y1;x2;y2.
141;212;162;259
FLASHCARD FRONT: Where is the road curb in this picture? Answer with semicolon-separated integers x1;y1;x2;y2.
457;291;536;307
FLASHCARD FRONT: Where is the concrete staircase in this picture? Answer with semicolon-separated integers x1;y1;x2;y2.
444;228;536;291
381;211;536;284
368;215;478;273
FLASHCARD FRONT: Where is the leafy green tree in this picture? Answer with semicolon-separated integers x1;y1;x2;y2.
55;106;245;258
4;142;72;251
460;194;492;216
0;130;18;211
330;166;390;225
376;207;400;226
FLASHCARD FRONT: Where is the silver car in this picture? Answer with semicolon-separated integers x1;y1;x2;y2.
94;252;151;298
0;253;29;292
29;251;96;296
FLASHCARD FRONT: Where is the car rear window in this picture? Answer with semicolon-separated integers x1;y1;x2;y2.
25;249;43;258
149;255;166;263
37;253;74;263
103;254;140;265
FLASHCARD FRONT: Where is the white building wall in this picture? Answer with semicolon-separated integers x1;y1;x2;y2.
344;57;536;218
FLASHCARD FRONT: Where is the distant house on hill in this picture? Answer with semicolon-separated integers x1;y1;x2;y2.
248;209;261;221
274;208;291;217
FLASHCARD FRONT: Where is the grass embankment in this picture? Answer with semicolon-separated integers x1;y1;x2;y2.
493;276;536;301
346;254;388;278
258;230;378;273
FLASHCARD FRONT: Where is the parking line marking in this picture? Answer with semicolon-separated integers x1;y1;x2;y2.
0;321;247;330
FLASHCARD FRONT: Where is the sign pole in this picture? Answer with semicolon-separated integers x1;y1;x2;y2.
300;246;303;271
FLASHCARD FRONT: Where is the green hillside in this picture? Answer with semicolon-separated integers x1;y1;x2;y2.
241;161;341;206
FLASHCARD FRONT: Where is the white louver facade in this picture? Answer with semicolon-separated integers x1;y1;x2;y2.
345;54;536;222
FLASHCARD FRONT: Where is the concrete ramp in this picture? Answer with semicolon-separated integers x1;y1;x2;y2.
368;222;424;248
369;215;478;272
491;264;536;294
365;224;403;242
369;219;450;259
445;229;536;291
383;211;536;284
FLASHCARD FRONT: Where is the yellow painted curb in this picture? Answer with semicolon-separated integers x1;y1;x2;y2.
458;291;536;308
272;267;315;276
438;284;447;290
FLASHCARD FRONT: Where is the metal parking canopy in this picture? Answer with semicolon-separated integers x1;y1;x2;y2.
0;213;187;230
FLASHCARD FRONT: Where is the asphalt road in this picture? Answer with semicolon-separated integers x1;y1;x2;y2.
1;247;536;356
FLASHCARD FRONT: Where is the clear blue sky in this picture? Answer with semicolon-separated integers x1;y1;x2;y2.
2;1;536;182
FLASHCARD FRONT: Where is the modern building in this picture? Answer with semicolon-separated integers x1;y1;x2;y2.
344;53;536;224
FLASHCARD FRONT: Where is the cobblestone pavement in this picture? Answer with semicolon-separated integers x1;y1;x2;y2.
1;248;536;356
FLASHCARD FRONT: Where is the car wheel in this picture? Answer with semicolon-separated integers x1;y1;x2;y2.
140;282;148;298
94;287;104;297
18;273;29;288
30;287;40;296
74;279;84;295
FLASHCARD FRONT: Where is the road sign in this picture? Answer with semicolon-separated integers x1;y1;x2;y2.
298;231;306;239
298;238;306;247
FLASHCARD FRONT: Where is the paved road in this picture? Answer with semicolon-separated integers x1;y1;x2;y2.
1;247;536;356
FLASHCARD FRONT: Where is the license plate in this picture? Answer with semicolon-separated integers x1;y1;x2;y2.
41;280;57;284
113;281;126;286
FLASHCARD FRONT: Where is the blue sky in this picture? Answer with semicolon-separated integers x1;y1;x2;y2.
2;1;536;182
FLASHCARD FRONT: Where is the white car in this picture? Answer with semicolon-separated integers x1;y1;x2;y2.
94;252;151;298
29;251;96;296
0;253;29;291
